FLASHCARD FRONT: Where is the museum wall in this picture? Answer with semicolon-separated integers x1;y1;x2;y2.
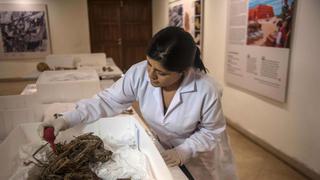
153;0;320;176
0;0;90;79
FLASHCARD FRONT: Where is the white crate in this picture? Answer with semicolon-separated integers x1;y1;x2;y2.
73;53;107;67
20;84;37;95
45;54;75;69
45;53;123;79
76;56;123;79
0;94;43;141
46;53;107;70
100;79;115;89
36;70;101;103
0;116;173;180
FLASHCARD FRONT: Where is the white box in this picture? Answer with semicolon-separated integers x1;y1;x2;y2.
20;84;37;95
100;79;115;89
73;53;107;67
46;53;108;70
45;53;123;80
36;70;101;103
0;94;43;141
0;116;173;180
45;54;76;69
98;65;123;80
76;56;123;79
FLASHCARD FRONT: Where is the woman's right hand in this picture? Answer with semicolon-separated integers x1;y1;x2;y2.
37;115;69;139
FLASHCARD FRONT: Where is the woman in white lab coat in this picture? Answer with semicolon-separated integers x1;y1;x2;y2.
38;26;237;180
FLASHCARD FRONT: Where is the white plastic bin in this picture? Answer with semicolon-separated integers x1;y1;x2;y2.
0;115;173;180
36;70;101;103
0;94;42;141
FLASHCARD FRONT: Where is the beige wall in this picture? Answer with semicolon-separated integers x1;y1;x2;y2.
0;0;90;78
153;0;320;175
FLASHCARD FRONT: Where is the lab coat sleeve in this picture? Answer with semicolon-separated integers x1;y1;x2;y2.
63;66;139;127
175;92;226;163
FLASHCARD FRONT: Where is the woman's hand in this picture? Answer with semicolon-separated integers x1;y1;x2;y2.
161;149;182;167
37;115;69;139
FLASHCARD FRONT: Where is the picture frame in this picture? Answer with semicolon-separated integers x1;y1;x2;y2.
0;4;51;60
169;0;204;50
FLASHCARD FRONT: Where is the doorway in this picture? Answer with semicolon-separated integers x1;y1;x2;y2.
88;0;152;72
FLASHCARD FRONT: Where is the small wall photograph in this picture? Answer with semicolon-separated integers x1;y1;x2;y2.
169;4;183;28
169;0;203;49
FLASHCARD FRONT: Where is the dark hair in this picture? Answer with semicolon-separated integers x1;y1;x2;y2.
146;26;207;73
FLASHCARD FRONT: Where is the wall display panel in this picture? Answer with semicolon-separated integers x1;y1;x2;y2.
225;0;296;102
0;4;51;60
169;0;203;49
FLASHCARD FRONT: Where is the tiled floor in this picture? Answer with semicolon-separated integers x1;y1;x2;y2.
227;127;308;180
0;80;310;180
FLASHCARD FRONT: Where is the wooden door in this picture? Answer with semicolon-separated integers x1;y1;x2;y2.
88;0;122;68
120;0;152;71
88;0;152;72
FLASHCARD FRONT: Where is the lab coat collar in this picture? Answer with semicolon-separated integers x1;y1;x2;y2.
163;68;196;118
179;68;196;94
148;66;197;119
153;87;165;118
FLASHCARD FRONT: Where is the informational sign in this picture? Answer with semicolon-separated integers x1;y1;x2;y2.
225;0;296;102
169;0;203;49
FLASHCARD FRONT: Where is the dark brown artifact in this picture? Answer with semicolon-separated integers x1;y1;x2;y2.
25;133;112;180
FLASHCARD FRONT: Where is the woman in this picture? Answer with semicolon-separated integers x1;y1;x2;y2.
38;27;237;179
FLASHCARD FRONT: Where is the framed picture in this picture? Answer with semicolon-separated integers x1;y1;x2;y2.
169;0;204;50
0;4;51;60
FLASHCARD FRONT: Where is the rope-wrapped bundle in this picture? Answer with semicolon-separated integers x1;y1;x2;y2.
26;133;112;180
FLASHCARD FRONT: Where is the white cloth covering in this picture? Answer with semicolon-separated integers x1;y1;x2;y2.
8;125;154;180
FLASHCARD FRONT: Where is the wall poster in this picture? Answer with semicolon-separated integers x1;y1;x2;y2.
0;4;51;60
225;0;296;102
169;0;203;50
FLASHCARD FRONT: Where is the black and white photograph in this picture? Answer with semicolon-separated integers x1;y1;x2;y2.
0;4;50;59
169;0;203;50
169;4;183;28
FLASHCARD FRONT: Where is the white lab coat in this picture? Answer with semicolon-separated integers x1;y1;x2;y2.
64;61;237;180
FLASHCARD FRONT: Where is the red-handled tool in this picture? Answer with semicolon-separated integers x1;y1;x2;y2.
43;127;57;153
